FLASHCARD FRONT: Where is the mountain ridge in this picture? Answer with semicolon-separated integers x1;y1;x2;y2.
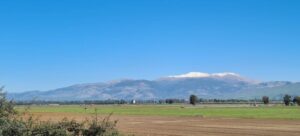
7;72;300;101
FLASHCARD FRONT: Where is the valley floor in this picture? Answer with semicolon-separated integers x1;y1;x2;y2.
18;104;300;136
32;112;300;136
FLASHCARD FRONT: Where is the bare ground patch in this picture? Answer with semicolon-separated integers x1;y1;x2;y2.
31;112;300;136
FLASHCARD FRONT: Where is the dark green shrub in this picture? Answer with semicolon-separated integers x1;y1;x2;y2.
165;99;174;104
0;118;26;136
82;116;119;136
283;94;292;106
189;95;198;105
294;96;300;106
262;96;269;105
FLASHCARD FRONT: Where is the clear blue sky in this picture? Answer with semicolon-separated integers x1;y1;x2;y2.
0;0;299;92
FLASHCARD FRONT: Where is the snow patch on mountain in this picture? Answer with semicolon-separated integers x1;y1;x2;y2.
168;72;240;78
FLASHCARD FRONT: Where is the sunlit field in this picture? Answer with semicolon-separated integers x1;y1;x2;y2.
16;104;300;119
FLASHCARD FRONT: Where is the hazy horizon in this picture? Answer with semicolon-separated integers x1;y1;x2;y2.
6;71;299;93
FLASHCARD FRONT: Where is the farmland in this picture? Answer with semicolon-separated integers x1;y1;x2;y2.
17;104;300;119
16;104;300;136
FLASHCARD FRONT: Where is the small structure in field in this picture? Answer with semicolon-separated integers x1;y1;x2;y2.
48;104;60;106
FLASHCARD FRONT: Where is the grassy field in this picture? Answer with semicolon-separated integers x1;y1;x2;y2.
16;104;300;119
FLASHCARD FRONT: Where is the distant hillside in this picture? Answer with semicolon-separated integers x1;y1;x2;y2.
8;72;300;101
233;82;300;100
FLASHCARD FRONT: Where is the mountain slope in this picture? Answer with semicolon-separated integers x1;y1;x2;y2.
233;82;300;100
7;72;300;101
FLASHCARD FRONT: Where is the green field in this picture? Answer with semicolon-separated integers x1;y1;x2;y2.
16;104;300;119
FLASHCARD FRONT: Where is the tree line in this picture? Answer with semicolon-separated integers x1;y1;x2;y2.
189;94;300;106
262;95;300;106
14;95;300;106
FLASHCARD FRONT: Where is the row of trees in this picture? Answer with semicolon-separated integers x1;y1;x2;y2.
187;94;300;106
262;95;300;106
15;98;253;105
13;94;300;106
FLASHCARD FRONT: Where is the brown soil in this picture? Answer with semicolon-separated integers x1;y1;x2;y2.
32;112;300;136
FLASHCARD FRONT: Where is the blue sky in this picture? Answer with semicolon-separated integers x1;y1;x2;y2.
0;0;300;92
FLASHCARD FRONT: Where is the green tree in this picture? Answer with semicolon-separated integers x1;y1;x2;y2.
189;95;198;105
0;86;26;135
294;96;300;106
283;94;292;106
262;96;269;105
0;86;17;117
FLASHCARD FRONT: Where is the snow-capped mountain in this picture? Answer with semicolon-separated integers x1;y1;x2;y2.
7;72;300;101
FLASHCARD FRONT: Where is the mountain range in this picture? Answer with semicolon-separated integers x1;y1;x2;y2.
8;72;300;101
